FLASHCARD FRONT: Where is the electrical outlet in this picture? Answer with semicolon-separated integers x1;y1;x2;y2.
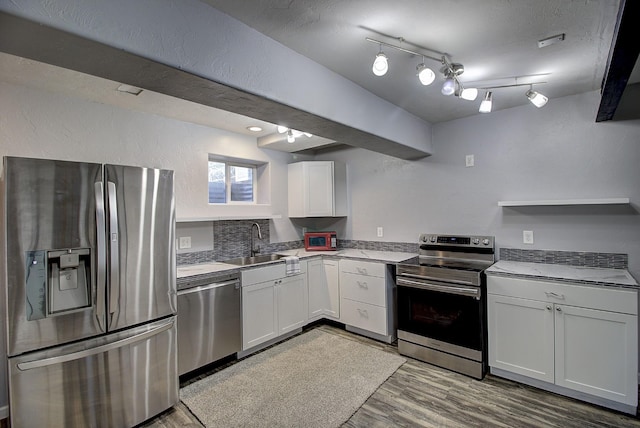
523;230;534;244
465;154;474;167
377;227;384;238
179;236;192;249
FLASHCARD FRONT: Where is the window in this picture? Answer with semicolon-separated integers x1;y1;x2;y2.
208;157;257;204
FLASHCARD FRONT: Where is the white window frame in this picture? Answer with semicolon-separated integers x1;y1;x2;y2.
208;155;262;205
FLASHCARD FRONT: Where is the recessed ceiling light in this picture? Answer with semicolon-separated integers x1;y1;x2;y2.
116;84;143;96
247;126;263;132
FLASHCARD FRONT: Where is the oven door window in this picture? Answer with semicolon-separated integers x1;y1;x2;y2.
398;284;484;351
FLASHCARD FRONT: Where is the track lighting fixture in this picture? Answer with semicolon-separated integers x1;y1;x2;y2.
276;126;313;143
441;77;456;96
416;61;435;86
365;36;550;113
372;50;388;76
526;85;548;108
479;91;493;113
460;88;478;101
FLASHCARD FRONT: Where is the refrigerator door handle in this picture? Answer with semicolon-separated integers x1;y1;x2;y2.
94;182;106;327
16;317;175;371
107;181;120;315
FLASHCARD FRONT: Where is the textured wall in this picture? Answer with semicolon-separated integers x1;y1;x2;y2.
319;91;640;280
0;81;307;232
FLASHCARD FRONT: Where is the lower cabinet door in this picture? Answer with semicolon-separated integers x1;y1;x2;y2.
242;281;277;350
324;260;340;319
555;304;638;406
278;275;308;335
307;259;326;320
488;294;555;382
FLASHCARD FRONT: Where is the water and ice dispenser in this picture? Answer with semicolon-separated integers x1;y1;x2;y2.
25;248;92;320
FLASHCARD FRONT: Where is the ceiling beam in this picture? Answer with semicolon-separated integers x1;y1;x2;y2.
596;0;640;122
0;12;431;160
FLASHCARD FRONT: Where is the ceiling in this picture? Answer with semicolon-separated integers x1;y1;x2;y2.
1;1;638;155
201;0;638;123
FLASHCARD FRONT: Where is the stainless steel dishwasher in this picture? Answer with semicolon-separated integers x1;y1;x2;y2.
177;272;241;376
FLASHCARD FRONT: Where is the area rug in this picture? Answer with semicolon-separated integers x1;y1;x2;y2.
180;329;406;427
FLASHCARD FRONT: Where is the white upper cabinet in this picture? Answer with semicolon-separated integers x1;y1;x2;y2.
288;161;347;217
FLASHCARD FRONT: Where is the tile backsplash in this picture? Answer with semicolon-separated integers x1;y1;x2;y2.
176;220;419;266
500;248;628;269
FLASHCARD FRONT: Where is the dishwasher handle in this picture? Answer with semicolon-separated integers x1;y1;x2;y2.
177;279;240;296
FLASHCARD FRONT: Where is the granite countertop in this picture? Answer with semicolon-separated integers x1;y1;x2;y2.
486;260;638;288
276;248;417;264
177;248;417;279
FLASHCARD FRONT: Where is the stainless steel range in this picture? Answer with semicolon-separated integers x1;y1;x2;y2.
396;234;495;379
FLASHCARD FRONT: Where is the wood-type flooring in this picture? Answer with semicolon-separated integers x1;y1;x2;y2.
144;324;640;427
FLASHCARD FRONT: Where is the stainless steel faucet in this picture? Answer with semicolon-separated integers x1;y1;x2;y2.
250;222;262;256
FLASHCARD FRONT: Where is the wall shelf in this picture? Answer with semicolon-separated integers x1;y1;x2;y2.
176;214;282;223
498;198;630;207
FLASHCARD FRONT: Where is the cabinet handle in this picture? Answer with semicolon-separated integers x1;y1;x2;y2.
357;268;368;275
556;306;562;312
545;292;565;300
357;281;368;289
546;305;552;311
357;308;369;317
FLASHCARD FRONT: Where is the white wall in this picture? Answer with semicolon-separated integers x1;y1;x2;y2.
0;81;307;239
320;90;640;280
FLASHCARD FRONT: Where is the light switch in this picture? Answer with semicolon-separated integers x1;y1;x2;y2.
377;227;383;238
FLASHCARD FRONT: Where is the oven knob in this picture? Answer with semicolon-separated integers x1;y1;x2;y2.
421;235;428;242
482;238;490;245
472;238;480;245
429;236;436;243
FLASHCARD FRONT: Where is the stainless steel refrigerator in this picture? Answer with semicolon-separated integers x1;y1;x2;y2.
1;156;178;427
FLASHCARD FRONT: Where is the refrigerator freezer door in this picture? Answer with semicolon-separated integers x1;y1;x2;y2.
8;317;178;427
104;164;176;332
3;157;106;356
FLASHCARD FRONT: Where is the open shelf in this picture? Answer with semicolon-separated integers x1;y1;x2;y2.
498;198;630;207
176;214;283;223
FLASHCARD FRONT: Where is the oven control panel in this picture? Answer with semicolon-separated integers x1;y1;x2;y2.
419;234;493;247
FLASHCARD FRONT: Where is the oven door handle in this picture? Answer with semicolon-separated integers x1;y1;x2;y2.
397;277;481;299
397;272;477;287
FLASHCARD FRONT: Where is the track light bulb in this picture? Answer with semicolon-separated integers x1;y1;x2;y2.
526;89;548;107
441;77;456;95
287;130;295;143
479;91;493;113
416;63;435;85
460;88;478;101
277;125;288;134
372;52;388;76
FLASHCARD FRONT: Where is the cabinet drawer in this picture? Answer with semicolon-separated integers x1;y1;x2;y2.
241;264;286;286
487;275;638;315
340;272;386;306
340;298;388;335
339;259;385;277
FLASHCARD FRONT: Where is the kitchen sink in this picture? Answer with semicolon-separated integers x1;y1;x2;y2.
223;254;285;266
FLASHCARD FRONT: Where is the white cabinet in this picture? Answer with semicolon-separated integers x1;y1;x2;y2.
487;275;638;414
277;274;308;334
308;258;339;321
242;261;307;351
288;161;347;217
339;259;396;343
242;279;278;350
